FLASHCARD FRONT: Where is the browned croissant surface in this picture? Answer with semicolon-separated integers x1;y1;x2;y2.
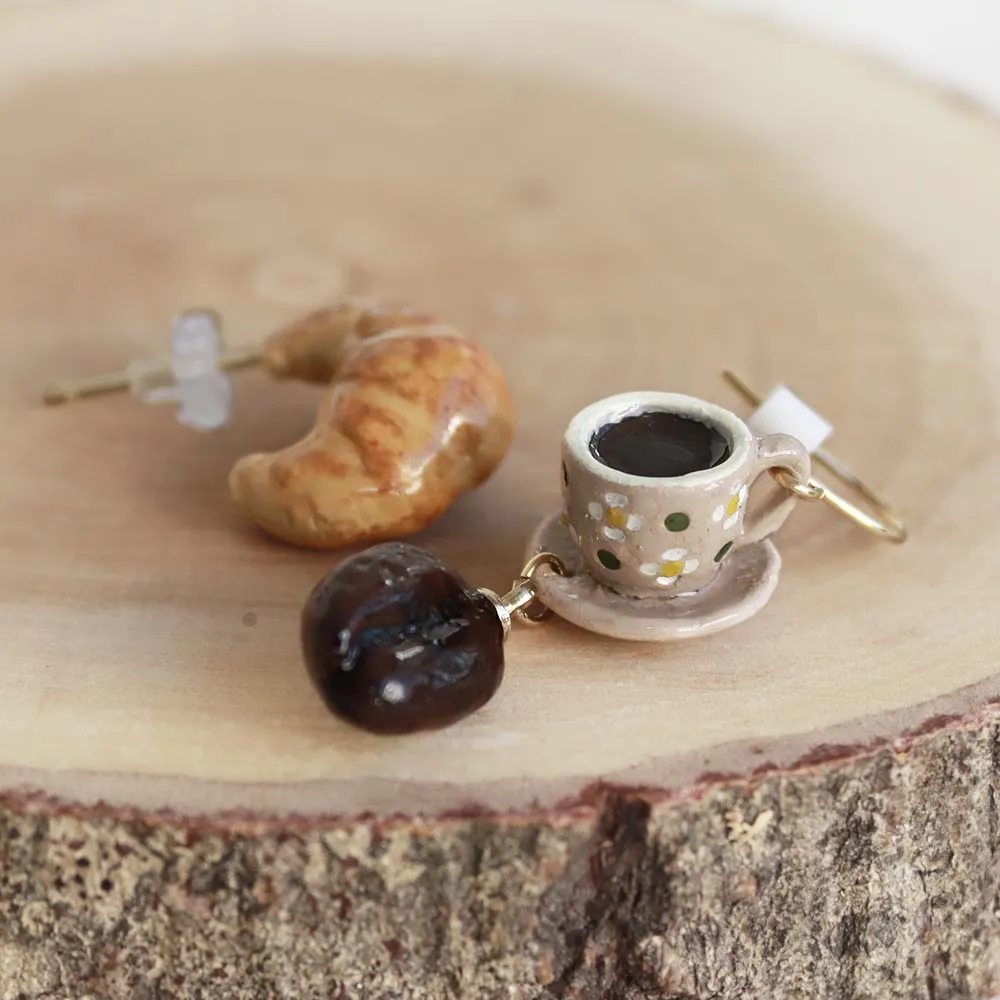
229;303;514;548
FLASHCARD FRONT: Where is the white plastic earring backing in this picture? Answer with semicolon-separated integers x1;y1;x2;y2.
42;309;262;431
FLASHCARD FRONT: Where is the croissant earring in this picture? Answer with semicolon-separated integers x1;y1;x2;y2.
42;301;515;549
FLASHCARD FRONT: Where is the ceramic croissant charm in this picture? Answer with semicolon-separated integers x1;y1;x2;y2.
229;302;514;548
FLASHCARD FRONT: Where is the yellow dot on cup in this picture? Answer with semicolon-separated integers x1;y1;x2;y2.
660;560;685;577
607;508;628;529
726;495;741;517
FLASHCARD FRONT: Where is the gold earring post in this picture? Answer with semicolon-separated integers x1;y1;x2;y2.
41;346;264;406
723;370;908;543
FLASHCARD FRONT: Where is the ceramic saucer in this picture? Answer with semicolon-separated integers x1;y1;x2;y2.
524;510;783;641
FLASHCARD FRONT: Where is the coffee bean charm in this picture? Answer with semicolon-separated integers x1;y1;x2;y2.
302;543;509;734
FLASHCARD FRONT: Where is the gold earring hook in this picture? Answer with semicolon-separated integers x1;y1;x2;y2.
41;346;263;406
723;370;908;544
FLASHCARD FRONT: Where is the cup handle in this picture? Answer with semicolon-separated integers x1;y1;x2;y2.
736;433;812;549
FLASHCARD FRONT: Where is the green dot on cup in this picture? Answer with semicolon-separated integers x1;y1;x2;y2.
714;541;734;563
664;513;690;532
597;549;621;570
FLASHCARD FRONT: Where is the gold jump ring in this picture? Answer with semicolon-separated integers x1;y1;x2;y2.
513;552;567;626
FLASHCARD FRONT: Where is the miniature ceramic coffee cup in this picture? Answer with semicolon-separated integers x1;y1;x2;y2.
561;391;811;598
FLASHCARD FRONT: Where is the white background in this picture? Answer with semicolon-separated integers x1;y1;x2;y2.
1;0;998;111
701;0;1000;114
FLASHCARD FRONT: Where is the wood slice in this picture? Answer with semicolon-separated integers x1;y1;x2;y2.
1;1;999;997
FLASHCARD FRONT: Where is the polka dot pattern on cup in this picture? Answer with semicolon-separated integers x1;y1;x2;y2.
588;493;644;542
715;541;734;563
597;549;621;570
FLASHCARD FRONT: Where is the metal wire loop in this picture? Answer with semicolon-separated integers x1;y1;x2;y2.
724;370;908;544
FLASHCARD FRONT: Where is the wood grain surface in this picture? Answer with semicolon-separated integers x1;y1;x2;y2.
4;4;1000;997
0;0;996;816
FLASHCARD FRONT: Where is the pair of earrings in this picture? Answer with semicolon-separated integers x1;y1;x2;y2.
47;300;906;737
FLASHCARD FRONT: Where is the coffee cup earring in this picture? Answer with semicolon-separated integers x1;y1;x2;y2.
299;373;906;734
525;376;905;640
531;389;810;639
41;301;514;550
522;375;905;641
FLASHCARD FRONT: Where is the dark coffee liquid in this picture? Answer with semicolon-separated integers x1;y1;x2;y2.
590;411;731;478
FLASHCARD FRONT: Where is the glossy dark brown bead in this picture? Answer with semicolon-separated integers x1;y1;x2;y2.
301;542;505;734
